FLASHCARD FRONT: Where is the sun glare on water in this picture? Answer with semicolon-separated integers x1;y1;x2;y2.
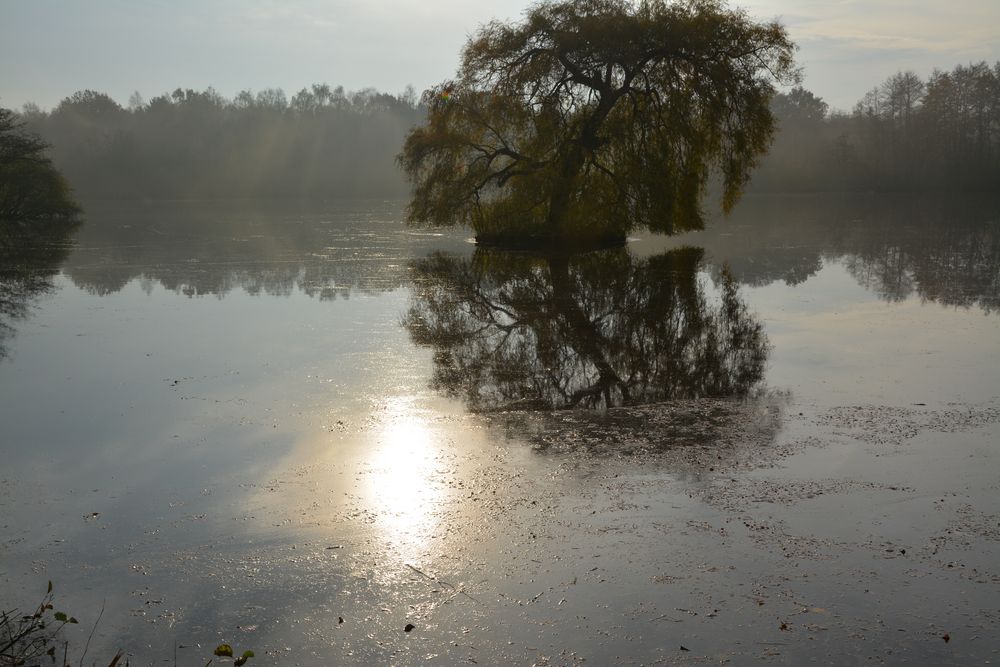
365;397;449;554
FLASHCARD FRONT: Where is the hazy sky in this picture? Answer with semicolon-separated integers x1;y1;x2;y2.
1;0;998;113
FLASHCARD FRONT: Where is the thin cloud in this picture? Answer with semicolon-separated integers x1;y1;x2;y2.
1;0;998;111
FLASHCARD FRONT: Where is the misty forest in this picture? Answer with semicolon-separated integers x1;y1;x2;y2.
5;61;1000;207
2;0;1000;664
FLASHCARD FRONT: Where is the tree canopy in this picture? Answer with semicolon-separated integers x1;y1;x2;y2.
399;0;796;244
0;107;79;224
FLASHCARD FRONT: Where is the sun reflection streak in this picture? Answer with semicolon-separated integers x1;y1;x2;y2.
365;397;447;554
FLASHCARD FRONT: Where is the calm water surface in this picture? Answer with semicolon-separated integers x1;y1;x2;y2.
1;195;998;664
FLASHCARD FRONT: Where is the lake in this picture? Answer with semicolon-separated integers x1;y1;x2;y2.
2;194;998;665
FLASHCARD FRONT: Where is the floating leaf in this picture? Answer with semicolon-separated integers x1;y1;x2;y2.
235;651;255;667
54;612;68;622
214;644;234;657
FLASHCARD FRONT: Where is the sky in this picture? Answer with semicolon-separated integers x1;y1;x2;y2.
1;0;998;113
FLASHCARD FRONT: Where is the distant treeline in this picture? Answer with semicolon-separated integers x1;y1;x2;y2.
19;85;422;199
754;61;1000;191
13;61;1000;199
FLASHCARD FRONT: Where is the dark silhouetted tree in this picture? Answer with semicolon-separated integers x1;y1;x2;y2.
0;107;79;223
399;0;796;243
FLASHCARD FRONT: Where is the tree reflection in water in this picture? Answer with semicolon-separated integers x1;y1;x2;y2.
0;219;79;361
404;246;769;413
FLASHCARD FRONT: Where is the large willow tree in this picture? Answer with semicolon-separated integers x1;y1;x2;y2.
399;0;796;244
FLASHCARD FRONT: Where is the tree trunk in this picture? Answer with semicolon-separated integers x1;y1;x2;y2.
544;91;621;237
547;254;627;407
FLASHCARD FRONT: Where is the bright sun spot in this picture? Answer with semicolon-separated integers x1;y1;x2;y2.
366;397;446;553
